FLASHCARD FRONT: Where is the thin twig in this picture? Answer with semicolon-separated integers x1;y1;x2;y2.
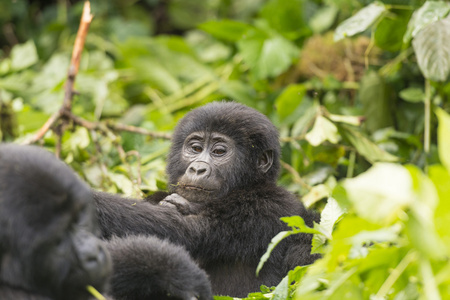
280;161;311;191
107;122;172;139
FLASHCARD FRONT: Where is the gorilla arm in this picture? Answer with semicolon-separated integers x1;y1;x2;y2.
93;191;205;250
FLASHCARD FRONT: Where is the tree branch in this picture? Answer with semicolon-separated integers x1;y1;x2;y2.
25;1;93;145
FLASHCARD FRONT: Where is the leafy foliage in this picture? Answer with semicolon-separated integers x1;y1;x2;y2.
1;0;450;299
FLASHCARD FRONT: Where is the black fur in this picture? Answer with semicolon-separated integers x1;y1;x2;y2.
0;144;111;300
94;102;319;297
106;235;212;300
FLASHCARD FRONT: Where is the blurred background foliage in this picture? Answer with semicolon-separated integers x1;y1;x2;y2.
1;0;450;299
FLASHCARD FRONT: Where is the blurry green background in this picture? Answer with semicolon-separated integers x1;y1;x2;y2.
2;1;450;299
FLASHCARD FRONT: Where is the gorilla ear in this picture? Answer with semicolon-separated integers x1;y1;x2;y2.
257;150;274;174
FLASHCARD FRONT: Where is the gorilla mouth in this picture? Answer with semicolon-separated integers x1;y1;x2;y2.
181;184;213;192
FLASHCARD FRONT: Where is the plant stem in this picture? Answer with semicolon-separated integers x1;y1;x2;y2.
424;79;431;156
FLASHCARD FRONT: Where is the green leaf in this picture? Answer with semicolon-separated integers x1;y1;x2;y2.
271;275;289;300
374;10;411;52
256;231;293;275
309;4;339;33
412;15;450;82
280;216;321;234
328;114;362;126
436;108;450;171
404;1;450;43
318;197;345;240
406;166;445;259
337;124;398;163
305;115;339;146
359;71;393;133
399;87;425;103
260;0;305;39
351;225;400;246
312;197;345;254
10;40;38;71
419;258;441;300
238;33;299;79
275;84;306;121
198;20;252;42
344;163;413;223
429;165;450;251
309;5;339;34
334;2;386;41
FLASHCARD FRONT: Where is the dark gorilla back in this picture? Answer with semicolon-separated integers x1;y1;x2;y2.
0;144;111;300
106;235;212;300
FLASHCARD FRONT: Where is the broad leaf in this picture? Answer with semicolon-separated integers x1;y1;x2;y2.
412;16;450;82
334;2;386;41
359;71;393;133
404;1;450;43
344;163;413;223
318;197;345;240
305;116;339;146
199;20;252;42
10;40;38;71
337;124;398;163
312;197;345;254
435;108;450;171
275;84;306;121
399;87;425;103
375;10;411;52
238;32;299;79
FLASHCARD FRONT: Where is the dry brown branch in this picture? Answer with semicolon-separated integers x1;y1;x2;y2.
25;1;93;145
23;1;169;148
63;1;93;111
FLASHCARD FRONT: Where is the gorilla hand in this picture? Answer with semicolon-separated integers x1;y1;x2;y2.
160;193;202;215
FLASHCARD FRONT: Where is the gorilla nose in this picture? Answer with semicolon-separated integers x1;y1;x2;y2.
188;161;211;178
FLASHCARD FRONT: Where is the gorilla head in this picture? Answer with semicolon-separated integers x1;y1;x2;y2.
167;102;281;202
0;144;111;300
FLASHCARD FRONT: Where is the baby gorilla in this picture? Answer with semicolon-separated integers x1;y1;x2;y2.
0;144;111;300
0;144;212;300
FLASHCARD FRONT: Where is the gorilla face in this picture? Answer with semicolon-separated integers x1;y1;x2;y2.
0;144;112;300
167;102;281;203
175;131;237;201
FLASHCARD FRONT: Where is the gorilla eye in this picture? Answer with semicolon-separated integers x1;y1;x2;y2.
192;145;203;153
212;148;226;156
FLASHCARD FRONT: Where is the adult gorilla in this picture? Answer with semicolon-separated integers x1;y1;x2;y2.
0;144;111;300
0;144;212;300
94;102;320;297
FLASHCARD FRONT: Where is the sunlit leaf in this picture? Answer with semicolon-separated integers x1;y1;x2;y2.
305;116;339;146
412;15;450;82
199;20;252;42
312;197;345;254
10;40;38;71
271;275;289;300
334;2;386;41
310;5;339;34
435;108;450;171
344;163;413;223
404;1;450;43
